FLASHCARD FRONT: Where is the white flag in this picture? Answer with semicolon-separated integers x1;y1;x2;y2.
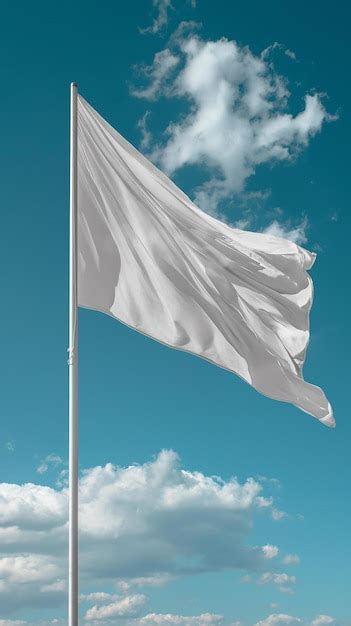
77;96;334;427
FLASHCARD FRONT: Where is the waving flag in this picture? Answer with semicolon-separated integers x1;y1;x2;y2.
77;95;333;426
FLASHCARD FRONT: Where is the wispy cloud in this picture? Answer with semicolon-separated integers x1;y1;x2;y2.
140;1;197;36
80;591;120;603
131;49;179;101
255;615;301;626
85;593;146;620
137;112;153;149
36;453;64;475
140;0;173;35
261;41;297;61
137;613;223;626
282;553;300;566
271;507;288;522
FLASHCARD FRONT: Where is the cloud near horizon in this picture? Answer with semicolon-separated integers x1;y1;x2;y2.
0;450;289;616
0;612;336;626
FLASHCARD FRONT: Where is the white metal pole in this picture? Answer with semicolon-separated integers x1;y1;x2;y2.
68;81;78;626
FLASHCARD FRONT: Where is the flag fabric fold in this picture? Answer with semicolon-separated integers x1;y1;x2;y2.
77;95;334;427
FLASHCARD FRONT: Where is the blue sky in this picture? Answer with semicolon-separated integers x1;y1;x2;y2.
0;1;350;625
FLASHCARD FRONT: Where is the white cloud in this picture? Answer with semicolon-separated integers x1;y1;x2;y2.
262;545;279;559
271;508;287;522
85;594;146;620
0;618;67;626
132;30;335;216
254;615;301;626
285;49;297;61
138;112;153;150
40;579;65;593
282;554;300;566
5;441;15;453
263;218;308;245
258;572;296;594
0;555;60;584
0;610;337;626
279;586;295;595
138;613;223;626
310;617;335;626
76;449;271;576
36;454;64;475
261;42;297;62
131;49;179;101
259;572;296;585
140;1;197;36
256;496;273;509
80;591;119;603
0;450;282;614
140;0;173;35
0;481;66;528
115;574;172;593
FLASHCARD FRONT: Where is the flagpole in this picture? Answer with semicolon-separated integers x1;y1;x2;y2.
68;81;79;626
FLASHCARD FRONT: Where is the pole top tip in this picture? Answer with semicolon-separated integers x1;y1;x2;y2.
71;82;78;88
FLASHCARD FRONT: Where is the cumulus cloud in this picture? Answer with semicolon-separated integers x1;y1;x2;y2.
0;481;66;530
131;28;335;219
76;449;274;579
0;450;284;615
262;545;279;559
0;555;60;584
85;593;146;620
